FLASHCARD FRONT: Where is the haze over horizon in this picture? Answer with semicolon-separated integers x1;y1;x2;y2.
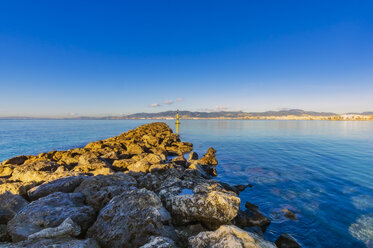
1;1;373;116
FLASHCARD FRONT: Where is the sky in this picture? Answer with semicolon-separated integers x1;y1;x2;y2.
0;0;372;116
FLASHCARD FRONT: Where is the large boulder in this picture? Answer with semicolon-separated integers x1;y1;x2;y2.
7;192;95;242
198;147;218;166
0;192;29;224
233;202;271;232
188;225;276;248
27;176;84;201
160;182;240;227
275;234;301;248
74;173;137;211
87;188;171;248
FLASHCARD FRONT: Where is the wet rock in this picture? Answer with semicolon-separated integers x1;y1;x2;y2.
282;208;297;220
233;201;271;232
160;182;240;227
188;225;276;248
139;236;176;248
0;238;100;248
0;192;29;224
275;233;301;248
7;192;95;242
27;176;84;201
87;188;171;248
188;151;198;161
74;173;137;211
27;217;81;240
198;147;218;166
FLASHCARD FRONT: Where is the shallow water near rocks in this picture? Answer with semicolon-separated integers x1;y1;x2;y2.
1;119;372;247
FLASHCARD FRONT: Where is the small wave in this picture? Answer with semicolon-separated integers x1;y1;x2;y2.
349;214;373;247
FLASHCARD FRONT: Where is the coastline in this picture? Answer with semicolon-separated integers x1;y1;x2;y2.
0;122;300;247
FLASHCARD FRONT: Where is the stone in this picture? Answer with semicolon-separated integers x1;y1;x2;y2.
0;238;100;248
275;233;301;248
188;151;198;161
172;155;187;166
232;201;271;232
27;217;81;240
0;224;10;242
0;182;38;197
0;192;29;224
174;224;206;247
283;208;297;220
127;160;150;173
198;147;218;166
160;182;240;227
7;192;95;242
144;153;166;164
10;160;59;183
73;154;113;176
127;143;145;155
2;156;29;166
87;188;171;248
27;176;84;201
188;225;276;248
74;173;137;211
112;159;134;171
139;236;176;248
0;166;12;178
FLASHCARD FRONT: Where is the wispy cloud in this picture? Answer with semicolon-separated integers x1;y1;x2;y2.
163;99;174;105
150;103;161;107
176;98;183;102
215;105;229;111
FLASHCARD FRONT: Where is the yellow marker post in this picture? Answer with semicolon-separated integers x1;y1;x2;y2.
176;110;180;134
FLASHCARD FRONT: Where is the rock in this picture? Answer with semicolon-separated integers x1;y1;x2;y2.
74;173;137;211
275;233;301;248
10;160;59;183
0;224;10;242
172;155;187;166
160;182;240;227
112;159;134;171
87;188;171;248
187;161;217;178
139;236;176;248
0;182;38;197
27;176;84;201
0;238;100;248
27;217;80;240
174;224;206;247
127;143;145;155
144;153;166;165
188;151;198;161
198;147;218;166
0;192;29;224
2;156;29;166
7;192;95;242
73;154;113;176
282;208;297;220
127;160;150;173
149;163;175;173
188;225;276;248
233;201;271;232
0;166;12;178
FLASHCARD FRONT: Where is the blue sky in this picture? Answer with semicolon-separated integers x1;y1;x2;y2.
0;1;372;116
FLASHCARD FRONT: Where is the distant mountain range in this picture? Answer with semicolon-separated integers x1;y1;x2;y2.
1;109;373;120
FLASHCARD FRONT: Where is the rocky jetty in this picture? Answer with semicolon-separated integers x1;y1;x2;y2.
0;122;299;247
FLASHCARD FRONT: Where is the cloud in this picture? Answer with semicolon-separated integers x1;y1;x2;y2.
150;103;161;108
176;98;183;102
163;99;174;105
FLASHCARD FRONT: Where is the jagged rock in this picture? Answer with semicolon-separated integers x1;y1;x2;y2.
0;192;29;224
149;163;175;173
27;217;80;240
112;159;134;171
160;182;240;227
144;153;166;164
0;166;12;178
27;176;84;201
188;151;198;161
275;233;301;248
87;188;171;248
233;202;271;232
127;160;150;173
73;154;113;176
174;224;206;247
172;155;187;166
198;147;218;166
10;160;59;183
127;143;145;155
2;156;30;166
0;238;100;248
74;173;137;211
139;236;176;248
188;225;276;248
7;192;95;242
187;161;216;178
0;182;39;197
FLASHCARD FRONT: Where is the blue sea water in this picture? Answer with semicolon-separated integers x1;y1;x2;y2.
0;119;372;247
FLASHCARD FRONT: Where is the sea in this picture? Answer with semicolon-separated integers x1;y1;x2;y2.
0;119;372;247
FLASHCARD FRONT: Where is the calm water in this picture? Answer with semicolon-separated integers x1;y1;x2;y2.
0;120;372;247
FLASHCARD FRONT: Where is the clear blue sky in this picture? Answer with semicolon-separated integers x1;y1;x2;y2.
0;1;372;116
